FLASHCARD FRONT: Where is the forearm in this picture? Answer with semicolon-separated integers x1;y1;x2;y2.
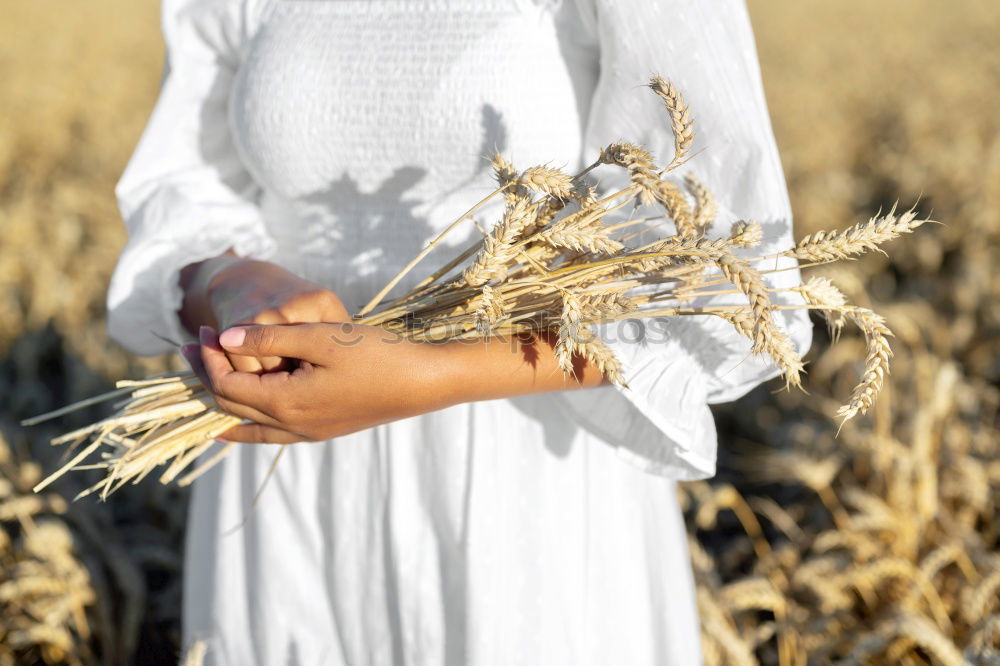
429;332;609;408
197;322;609;443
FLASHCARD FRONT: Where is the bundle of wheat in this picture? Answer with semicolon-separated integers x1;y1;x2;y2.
24;76;929;500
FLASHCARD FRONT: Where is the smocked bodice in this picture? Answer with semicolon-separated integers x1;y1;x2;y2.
229;0;595;305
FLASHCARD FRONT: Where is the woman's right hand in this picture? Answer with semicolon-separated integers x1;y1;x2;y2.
179;254;350;374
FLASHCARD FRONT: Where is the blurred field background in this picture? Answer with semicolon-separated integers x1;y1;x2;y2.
0;0;997;664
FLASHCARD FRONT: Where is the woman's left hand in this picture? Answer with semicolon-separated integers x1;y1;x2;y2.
181;320;607;444
181;323;458;443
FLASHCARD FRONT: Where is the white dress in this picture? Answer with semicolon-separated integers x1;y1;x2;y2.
106;1;811;664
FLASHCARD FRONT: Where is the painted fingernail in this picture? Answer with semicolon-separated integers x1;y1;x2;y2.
199;325;216;346
179;343;199;365
219;327;246;348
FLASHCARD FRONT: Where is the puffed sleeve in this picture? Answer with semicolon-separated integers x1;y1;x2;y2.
106;0;276;356
558;0;813;479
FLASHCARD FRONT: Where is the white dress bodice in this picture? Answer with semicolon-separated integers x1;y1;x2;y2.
232;0;593;307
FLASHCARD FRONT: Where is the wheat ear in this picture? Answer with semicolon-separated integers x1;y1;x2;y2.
729;220;763;248
837;307;894;423
795;276;848;339
463;196;535;286
685;173;718;235
786;206;931;262
517;165;574;200
473;285;507;335
648;75;695;171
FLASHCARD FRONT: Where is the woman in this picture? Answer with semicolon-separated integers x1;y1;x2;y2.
107;0;811;663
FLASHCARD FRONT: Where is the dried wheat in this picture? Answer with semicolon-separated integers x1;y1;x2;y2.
648;76;694;170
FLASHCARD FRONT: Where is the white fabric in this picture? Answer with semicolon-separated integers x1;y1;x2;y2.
107;0;812;663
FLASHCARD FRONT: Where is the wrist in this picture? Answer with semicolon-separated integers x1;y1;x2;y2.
180;254;244;299
421;336;520;406
416;332;607;409
200;255;260;297
178;253;255;336
402;338;475;411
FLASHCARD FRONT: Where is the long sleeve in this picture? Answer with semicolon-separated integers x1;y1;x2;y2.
106;0;276;356
558;0;813;479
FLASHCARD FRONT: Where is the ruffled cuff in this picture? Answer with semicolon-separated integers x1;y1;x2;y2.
106;191;276;357
558;320;716;480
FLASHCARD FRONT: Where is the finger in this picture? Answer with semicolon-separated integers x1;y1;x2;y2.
218;323;345;364
219;423;310;444
230;310;286;372
199;326;291;409
211;392;284;428
197;326;237;395
228;351;291;375
180;343;211;387
229;351;265;375
183;340;282;426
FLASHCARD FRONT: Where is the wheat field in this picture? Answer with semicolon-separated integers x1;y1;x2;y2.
1;0;997;664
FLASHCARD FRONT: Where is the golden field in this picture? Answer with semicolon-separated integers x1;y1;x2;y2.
0;0;997;664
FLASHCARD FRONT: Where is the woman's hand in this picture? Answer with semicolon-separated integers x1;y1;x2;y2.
179;255;350;374
181;322;607;444
182;323;458;443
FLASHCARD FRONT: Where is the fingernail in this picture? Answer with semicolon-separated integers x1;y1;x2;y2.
199;325;217;346
219;327;246;348
179;343;199;365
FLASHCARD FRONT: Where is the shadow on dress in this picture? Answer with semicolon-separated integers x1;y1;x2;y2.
143;91;594;663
